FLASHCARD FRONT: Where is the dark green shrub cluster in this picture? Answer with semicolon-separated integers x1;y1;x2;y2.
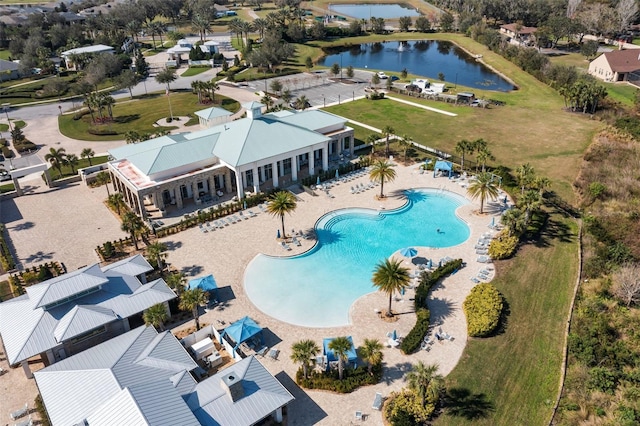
0;224;16;271
35;394;51;426
88;127;118;136
296;363;381;393
13;140;37;153
401;259;463;353
96;238;135;261
488;234;518;259
12;262;64;287
367;91;386;100
463;283;503;337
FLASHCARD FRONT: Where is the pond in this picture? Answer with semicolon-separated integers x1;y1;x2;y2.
328;3;420;19
319;40;516;92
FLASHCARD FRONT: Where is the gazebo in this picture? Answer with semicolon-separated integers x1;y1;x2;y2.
433;160;453;178
323;336;357;366
188;274;218;300
221;316;264;351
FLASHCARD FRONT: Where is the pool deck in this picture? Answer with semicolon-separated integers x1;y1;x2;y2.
164;162;508;425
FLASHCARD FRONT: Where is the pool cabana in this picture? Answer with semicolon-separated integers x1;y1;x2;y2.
323;336;357;370
433;160;454;178
221;316;264;357
188;274;218;300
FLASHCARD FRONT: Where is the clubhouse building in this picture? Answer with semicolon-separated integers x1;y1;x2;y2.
107;102;355;219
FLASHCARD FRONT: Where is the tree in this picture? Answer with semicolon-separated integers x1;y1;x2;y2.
455;139;473;170
515;163;535;195
81;148;95;165
179;288;209;330
475;146;494;172
328;336;352;380
305;56;313;71
612;263;640;306
346;65;354;78
295;95;310;110
372;258;410;317
440;12;455;32
398;134;412;164
121;211;145;250
415;16;431;32
580;40;599;60
520;189;542;228
359;338;383;374
405;362;444;407
191;14;211;42
65;154;79;174
290;339;320;379
155;67;177;90
165;272;186;296
381;125;394;157
330;62;340;78
143;303;168;331
146;241;167;270
107;193;125;216
266;190;297;239
616;0;638;32
134;52;150;77
95;171;111;197
467;172;500;214
115;69;138;99
45;147;67;178
401;68;408;79
371;73;381;88
261;94;274;110
369;160;397;199
270;79;283;95
399;16;412;32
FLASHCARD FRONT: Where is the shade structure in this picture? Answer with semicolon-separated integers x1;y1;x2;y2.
490;217;495;227
188;274;218;296
222;316;263;350
427;258;433;269
433;160;453;177
400;247;418;258
317;176;321;185
323;336;357;363
335;169;339;179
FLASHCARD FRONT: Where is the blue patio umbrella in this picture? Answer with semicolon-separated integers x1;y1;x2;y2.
427;258;433;269
188;275;218;295
335;169;339;179
490;217;495;227
400;287;405;296
277;229;281;239
243;200;247;210
391;330;397;341
316;176;321;185
400;247;418;258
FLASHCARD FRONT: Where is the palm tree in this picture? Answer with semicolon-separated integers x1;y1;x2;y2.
501;208;525;236
179;288;209;330
381;125;394;157
261;94;274;110
155;67;177;91
290;339;320;379
369;160;397;199
521;189;542;227
81;148;95;165
467;172;500;214
45;147;67;178
107;193;125;215
515;163;535;195
281;89;292;105
372;258;410;317
533;176;551;196
328;336;352;380
475;146;494;172
191;14;210;42
266;191;297;239
455;139;473;170
398;134;412;164
146;241;167;270
65;154;80;174
359;338;384;374
366;133;380;156
405;361;444;407
253;18;268;40
165;272;186;295
95;171;111;197
121;211;145;250
143;303;169;331
204;81;219;103
295;95;309;110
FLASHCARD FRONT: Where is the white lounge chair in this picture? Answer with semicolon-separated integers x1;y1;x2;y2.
268;348;279;360
372;392;383;410
10;404;28;420
199;224;207;233
292;237;301;247
247;209;257;217
355;411;363;421
14;415;32;426
280;241;291;251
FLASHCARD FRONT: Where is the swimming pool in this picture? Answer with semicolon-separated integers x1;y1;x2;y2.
244;189;470;328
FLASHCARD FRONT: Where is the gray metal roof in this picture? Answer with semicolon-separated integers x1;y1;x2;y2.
272;109;347;133
0;257;176;365
186;356;295;426
26;263;108;309
101;254;153;276
34;326;199;426
195;107;233;120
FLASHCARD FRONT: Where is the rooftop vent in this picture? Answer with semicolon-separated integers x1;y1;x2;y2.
221;371;244;402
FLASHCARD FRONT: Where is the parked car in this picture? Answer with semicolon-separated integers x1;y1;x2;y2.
0;170;10;182
376;72;388;79
405;84;421;93
364;86;377;93
390;75;399;82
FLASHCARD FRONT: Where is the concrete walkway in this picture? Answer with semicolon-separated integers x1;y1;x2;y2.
387;95;458;117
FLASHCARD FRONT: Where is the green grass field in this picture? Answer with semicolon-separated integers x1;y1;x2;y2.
180;67;211;77
58;92;240;141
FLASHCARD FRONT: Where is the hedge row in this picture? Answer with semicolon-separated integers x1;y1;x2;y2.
0;224;16;272
401;259;463;354
463;283;504;337
296;363;382;393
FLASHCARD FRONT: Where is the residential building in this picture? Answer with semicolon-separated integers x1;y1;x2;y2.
500;23;537;46
0;255;176;377
107;102;355;219
60;44;115;70
588;49;640;83
34;326;295;425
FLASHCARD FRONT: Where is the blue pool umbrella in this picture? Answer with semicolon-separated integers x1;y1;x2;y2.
400;247;418;258
400;287;405;296
243;200;247;210
316;176;321;185
188;274;218;294
277;229;281;239
391;330;397;341
222;316;263;349
427;258;433;269
335;169;339;179
490;217;495;227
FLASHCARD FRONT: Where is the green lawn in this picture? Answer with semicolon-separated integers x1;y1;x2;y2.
0;182;14;193
602;82;637;107
437;213;578;425
48;156;110;180
59;92;240;141
181;67;211;77
0;120;26;132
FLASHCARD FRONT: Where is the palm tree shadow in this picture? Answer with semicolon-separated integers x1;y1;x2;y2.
180;264;203;277
314;228;342;246
11;221;34;231
427;297;456;325
443;387;495;420
382;361;414;384
163;240;182;251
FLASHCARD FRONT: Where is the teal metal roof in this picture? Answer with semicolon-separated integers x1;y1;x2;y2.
242;101;264;110
109;135;183;161
271;109;347;132
127;136;218;175
195;107;233;120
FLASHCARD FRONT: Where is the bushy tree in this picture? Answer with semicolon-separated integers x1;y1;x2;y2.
488;233;519;259
463;283;503;337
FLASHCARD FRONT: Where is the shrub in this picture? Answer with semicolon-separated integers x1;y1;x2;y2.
88;128;118;136
296;363;381;393
384;390;436;424
463;283;503;337
488;233;519;259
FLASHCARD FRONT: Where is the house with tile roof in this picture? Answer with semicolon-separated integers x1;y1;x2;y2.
500;23;537;46
107;102;354;219
34;326;295;425
588;49;640;83
0;255;176;377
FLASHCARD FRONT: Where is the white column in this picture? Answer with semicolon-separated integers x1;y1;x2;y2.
350;135;355;156
252;166;260;193
22;361;33;379
322;147;329;171
291;155;298;181
235;170;244;199
272;161;279;187
275;407;283;423
260;166;266;182
308;151;315;175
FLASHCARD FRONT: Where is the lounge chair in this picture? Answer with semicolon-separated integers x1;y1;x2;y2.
258;204;267;213
232;214;242;223
350;186;357;194
372;392;383;411
10;404;28;420
355;411;363;421
247;209;257;217
471;277;481;283
214;220;225;229
477;255;491;263
225;217;235;225
256;346;269;357
206;222;215;232
280;241;291;251
292;237;301;247
14;416;32;426
199;224;207;233
268;348;279;360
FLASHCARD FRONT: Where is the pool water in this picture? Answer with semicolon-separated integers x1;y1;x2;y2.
244;189;470;328
329;4;420;20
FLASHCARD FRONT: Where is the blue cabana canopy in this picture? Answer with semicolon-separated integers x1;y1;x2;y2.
188;274;218;296
323;336;357;363
222;316;263;349
433;160;453;177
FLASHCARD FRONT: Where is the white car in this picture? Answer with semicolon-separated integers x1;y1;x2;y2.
376;72;388;79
